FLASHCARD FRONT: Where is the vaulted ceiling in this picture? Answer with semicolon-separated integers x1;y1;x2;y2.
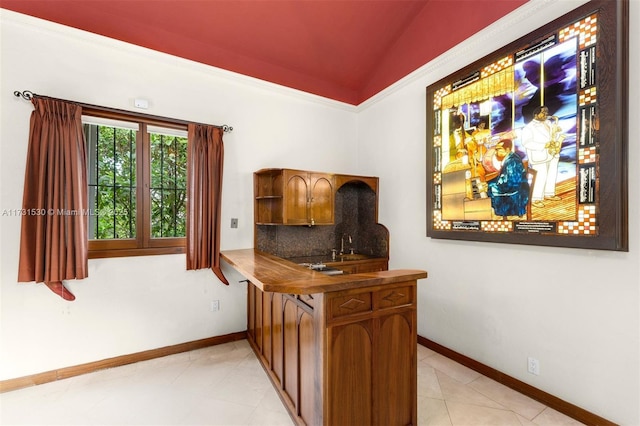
1;0;528;105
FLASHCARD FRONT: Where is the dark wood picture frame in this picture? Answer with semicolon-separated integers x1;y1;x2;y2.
426;0;628;251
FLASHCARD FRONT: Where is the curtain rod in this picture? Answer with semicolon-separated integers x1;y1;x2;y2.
13;90;233;133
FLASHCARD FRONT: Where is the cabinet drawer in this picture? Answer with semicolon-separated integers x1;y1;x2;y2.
374;286;414;309
328;292;372;320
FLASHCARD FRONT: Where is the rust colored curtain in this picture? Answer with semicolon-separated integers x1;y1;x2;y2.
186;123;229;284
17;97;89;301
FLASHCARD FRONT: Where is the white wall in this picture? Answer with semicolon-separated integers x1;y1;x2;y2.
0;10;357;379
356;0;639;424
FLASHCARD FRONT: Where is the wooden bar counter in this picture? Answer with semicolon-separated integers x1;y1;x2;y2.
221;249;427;426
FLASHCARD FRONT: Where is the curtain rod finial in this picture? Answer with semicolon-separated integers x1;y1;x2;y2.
14;90;34;100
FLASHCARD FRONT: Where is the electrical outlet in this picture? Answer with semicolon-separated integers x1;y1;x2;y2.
527;357;540;375
211;300;220;312
230;218;238;228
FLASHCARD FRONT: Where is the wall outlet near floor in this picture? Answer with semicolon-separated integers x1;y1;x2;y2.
210;300;220;312
527;357;540;375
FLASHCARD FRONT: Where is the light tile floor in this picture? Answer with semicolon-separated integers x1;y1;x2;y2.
0;340;585;425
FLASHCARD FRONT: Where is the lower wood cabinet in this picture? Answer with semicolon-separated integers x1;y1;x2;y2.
247;280;417;426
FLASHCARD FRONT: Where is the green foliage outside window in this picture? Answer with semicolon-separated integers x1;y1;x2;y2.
150;133;187;238
85;124;187;241
87;125;136;240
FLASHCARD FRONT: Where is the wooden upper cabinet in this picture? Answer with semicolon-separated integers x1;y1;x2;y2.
283;171;308;224
254;169;334;225
283;170;334;225
254;169;284;225
308;172;334;224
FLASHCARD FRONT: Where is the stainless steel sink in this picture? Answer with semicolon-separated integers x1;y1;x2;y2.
298;262;344;275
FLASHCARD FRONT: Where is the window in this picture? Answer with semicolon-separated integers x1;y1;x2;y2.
83;110;188;258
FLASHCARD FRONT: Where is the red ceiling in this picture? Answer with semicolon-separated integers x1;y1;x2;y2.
1;1;528;105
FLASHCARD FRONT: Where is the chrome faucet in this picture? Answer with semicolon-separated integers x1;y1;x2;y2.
340;234;353;256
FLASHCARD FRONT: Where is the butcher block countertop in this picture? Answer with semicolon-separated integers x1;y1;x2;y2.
221;248;427;295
